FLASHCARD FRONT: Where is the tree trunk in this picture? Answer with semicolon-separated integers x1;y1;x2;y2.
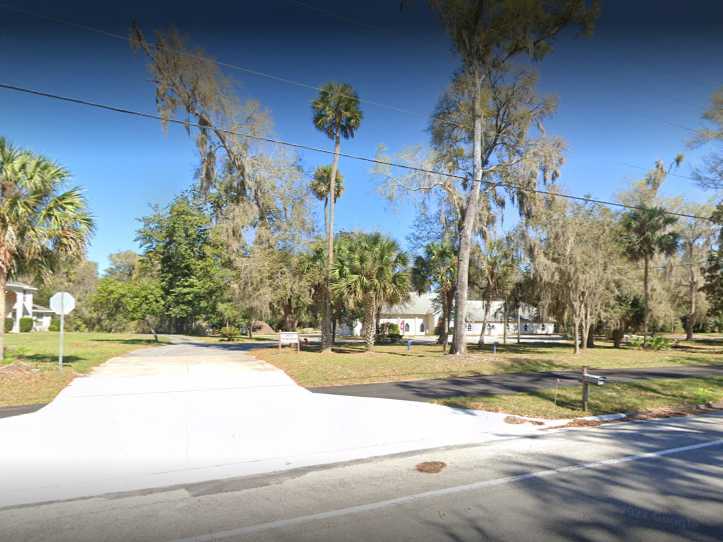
612;327;623;348
516;303;521;344
643;256;650;347
332;318;337;344
438;295;448;348
502;299;508;345
364;299;376;352
581;305;590;352
321;132;341;353
478;293;491;345
0;270;5;360
686;266;696;340
452;69;483;356
146;318;158;343
573;318;581;355
586;325;595;348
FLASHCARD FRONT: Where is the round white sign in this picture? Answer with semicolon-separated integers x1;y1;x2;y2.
50;292;76;315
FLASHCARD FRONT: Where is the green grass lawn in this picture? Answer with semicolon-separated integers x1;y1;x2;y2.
0;332;166;407
252;337;723;388
435;377;723;419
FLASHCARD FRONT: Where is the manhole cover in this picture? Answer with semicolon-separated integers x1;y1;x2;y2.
416;461;447;474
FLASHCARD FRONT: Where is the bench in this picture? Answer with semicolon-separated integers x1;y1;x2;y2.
278;331;300;352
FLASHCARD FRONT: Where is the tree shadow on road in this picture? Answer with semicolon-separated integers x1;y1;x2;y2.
418;415;723;541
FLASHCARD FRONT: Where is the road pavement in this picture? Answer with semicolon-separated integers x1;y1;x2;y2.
312;364;723;402
1;413;721;541
0;342;543;508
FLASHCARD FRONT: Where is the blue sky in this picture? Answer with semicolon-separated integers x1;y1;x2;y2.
1;0;721;271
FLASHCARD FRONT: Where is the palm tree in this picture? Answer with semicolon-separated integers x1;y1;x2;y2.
310;165;344;232
471;238;516;345
621;205;679;346
311;82;363;352
332;233;409;352
411;242;456;350
0;137;94;359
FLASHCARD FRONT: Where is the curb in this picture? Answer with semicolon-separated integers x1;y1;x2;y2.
578;412;628;422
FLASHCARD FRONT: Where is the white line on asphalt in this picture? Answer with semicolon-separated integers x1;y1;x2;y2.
173;437;723;542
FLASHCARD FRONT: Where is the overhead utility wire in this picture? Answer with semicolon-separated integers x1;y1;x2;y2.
2;3;702;156
619;162;703;184
0;3;450;127
0;82;713;223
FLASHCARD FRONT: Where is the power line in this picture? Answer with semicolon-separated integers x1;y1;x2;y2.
619;162;703;184
2;2;704;157
0;2;443;126
0;82;714;222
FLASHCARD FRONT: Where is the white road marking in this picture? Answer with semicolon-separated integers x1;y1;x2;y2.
174;437;723;541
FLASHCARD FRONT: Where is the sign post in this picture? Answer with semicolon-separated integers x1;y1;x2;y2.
50;292;76;369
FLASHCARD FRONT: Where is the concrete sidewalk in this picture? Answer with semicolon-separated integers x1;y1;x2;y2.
0;343;542;508
311;364;723;402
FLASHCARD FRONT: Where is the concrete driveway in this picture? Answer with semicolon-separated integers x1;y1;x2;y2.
0;342;542;507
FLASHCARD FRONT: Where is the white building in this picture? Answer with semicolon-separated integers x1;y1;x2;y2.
4;281;53;332
338;292;555;339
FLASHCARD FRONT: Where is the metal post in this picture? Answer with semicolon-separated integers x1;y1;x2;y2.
58;313;64;369
582;366;589;411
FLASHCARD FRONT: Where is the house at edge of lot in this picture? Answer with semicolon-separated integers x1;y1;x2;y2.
337;292;555;338
4;281;53;332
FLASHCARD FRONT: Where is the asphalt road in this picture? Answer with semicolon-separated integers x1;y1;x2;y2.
1;413;721;541
311;364;723;402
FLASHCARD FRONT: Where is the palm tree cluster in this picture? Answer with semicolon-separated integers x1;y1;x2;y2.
0;137;93;357
620;206;679;346
332;233;410;351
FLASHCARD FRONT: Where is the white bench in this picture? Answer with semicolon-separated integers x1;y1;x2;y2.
278;332;300;352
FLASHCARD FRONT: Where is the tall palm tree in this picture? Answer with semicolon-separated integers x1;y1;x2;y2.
311;82;362;352
472;238;516;345
332;233;409;352
0;137;94;358
310;165;344;233
621;205;679;346
411;242;456;350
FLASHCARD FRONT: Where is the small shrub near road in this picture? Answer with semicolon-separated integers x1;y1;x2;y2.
220;326;240;341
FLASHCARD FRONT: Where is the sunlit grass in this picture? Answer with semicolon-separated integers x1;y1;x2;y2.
253;337;723;387
0;332;166;407
436;377;723;419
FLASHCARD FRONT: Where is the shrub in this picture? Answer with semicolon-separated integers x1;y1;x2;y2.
649;336;674;350
380;322;400;335
220;325;239;341
628;335;674;350
19;317;34;333
49;318;60;332
4;318;13;333
374;332;403;345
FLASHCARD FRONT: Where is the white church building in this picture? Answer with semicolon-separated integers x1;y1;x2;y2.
339;292;555;339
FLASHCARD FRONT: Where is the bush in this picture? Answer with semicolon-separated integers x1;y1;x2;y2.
4;318;13;333
19;317;34;333
49;318;60;332
220;325;239;341
379;322;400;336
628;335;674;351
374;332;403;345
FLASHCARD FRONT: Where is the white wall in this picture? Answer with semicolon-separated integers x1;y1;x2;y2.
460;321;555;339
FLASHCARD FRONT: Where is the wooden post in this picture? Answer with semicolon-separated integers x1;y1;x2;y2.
582;366;589;411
